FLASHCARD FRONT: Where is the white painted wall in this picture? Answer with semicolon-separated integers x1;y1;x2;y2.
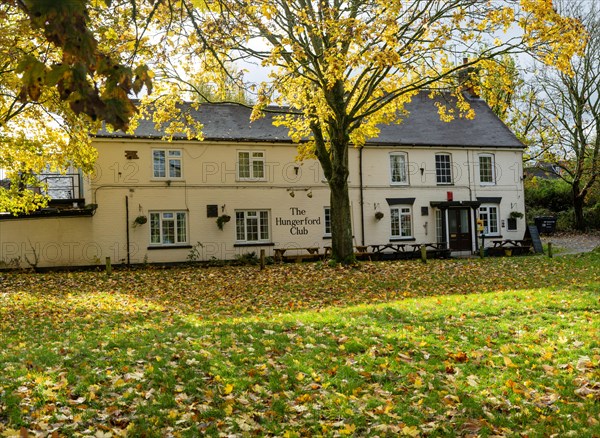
0;138;526;267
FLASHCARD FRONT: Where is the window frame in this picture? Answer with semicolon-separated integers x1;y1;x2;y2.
478;153;496;185
478;204;500;236
389;152;409;185
149;211;188;246
237;150;266;181
390;205;413;239
323;206;331;237
235;209;271;243
435;153;453;185
152;149;183;179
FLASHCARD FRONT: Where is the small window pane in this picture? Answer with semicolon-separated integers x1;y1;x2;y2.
390;154;407;183
153;151;166;178
176;212;187;243
238;152;250;179
260;211;269;240
169;159;182;178
162;219;175;244
150;213;161;243
253;160;264;179
479;155;494;183
391;209;400;236
435;154;452;184
324;207;331;235
236;212;245;241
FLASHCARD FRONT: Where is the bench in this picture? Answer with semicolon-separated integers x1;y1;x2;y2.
488;239;532;256
322;246;373;260
369;243;450;260
274;247;322;263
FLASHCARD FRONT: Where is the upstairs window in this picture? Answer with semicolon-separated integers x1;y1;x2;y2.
435;153;452;185
390;152;409;185
153;149;182;179
238;151;265;180
479;154;495;185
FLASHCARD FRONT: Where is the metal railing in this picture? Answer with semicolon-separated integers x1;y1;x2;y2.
38;173;82;200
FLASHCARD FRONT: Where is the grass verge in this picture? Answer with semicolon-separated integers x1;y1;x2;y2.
1;253;599;436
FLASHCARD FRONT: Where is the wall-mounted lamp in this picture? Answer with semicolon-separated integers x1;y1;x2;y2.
221;204;226;212
420;167;425;176
294;166;300;175
287;188;313;198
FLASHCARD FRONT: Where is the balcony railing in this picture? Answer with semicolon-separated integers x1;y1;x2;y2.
38;173;82;200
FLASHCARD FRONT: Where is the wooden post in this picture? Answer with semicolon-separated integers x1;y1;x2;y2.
480;245;485;258
105;257;112;275
420;245;427;263
260;249;266;270
548;242;553;258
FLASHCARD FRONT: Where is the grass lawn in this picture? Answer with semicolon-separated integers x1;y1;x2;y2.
1;253;599;437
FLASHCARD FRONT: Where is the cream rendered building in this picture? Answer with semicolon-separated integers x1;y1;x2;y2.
0;92;526;268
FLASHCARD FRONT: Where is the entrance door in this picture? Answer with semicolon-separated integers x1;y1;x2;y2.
448;208;472;251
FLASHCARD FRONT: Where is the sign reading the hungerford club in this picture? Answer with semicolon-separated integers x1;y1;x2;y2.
275;207;321;235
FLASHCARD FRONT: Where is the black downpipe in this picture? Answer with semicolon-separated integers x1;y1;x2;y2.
359;146;365;246
125;195;130;265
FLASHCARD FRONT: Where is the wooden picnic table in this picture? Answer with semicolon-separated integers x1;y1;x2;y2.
489;239;532;255
370;243;408;254
274;247;321;263
491;239;529;247
323;245;372;259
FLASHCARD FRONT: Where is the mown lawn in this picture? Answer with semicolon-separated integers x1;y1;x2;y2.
1;253;599;437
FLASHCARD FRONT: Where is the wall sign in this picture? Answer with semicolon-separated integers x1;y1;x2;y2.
275;207;321;235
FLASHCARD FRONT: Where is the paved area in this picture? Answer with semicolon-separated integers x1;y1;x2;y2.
542;232;600;254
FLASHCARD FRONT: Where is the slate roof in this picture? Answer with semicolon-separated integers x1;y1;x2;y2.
95;91;523;149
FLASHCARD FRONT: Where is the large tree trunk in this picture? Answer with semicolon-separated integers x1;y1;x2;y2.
329;177;355;263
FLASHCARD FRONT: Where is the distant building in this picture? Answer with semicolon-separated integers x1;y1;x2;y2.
0;91;527;268
524;161;563;180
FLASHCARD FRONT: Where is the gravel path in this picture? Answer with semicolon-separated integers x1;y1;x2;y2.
542;232;600;254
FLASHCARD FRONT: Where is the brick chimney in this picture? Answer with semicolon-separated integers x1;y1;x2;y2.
458;58;479;98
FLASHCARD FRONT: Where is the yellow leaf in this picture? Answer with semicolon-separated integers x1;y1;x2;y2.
413;376;423;388
503;356;517;368
401;425;420;437
339;424;356;435
296;372;305;381
223;383;234;394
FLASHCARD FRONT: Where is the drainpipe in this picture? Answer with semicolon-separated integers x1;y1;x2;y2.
125;195;130;265
359;146;365;246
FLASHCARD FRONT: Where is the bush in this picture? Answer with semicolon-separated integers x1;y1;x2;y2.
235;252;259;265
524;177;572;212
584;204;600;229
525;207;553;225
556;209;575;231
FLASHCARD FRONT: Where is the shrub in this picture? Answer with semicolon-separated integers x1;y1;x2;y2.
556;209;575;231
524;177;572;212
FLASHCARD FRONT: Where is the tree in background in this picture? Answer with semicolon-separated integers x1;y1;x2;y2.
509;0;600;231
169;0;584;262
